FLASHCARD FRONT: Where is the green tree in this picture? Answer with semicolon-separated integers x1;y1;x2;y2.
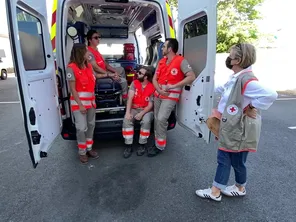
167;0;264;52
168;0;177;7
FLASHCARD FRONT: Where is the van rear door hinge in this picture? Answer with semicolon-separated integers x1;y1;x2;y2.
59;96;70;103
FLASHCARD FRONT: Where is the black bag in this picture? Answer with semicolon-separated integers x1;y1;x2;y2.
95;77;123;108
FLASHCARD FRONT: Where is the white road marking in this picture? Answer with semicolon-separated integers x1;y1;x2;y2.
277;98;296;101
288;126;296;130
0;101;20;104
0;149;10;154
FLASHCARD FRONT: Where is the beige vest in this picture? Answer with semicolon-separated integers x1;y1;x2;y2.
218;71;261;152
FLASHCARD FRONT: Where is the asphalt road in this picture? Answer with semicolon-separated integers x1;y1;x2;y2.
0;77;296;222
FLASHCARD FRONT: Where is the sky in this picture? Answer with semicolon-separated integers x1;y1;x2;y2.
256;0;294;34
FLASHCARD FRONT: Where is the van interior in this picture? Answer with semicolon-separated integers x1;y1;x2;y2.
62;0;176;134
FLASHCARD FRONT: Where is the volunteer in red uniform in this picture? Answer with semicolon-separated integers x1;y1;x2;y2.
66;43;99;164
148;38;196;157
86;30;128;102
122;66;155;158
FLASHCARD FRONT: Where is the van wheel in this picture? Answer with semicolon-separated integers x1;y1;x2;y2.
1;69;7;80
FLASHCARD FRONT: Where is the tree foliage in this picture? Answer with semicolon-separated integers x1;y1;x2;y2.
167;0;264;52
168;0;177;7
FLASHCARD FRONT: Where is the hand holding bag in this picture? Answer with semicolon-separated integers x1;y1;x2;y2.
206;109;221;139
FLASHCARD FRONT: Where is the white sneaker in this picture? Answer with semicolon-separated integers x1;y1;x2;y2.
195;188;222;202
221;185;246;197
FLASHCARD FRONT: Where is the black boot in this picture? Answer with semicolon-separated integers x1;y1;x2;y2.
123;144;133;158
137;144;146;156
147;145;162;157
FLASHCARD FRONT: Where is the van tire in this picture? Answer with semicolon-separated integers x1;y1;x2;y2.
1;69;7;80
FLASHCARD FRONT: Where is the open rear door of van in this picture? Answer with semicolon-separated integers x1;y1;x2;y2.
176;0;217;143
5;0;62;168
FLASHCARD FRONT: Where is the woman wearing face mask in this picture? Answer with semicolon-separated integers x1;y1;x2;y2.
66;43;99;164
195;43;278;201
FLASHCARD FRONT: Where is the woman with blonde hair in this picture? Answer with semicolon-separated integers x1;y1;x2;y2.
66;43;99;164
196;43;278;201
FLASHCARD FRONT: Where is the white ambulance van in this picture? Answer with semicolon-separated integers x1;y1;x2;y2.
5;0;217;168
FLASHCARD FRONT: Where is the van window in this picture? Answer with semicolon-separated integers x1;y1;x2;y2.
142;10;157;32
98;44;124;56
136;27;147;64
183;15;208;76
16;8;46;71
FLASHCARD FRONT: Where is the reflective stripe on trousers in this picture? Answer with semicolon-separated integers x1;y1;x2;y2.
154;97;177;150
140;129;150;141
122;127;134;144
86;138;94;148
122;109;153;145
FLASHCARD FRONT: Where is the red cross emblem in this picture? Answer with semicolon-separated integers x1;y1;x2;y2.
171;68;178;75
230;107;236;113
227;104;238;115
